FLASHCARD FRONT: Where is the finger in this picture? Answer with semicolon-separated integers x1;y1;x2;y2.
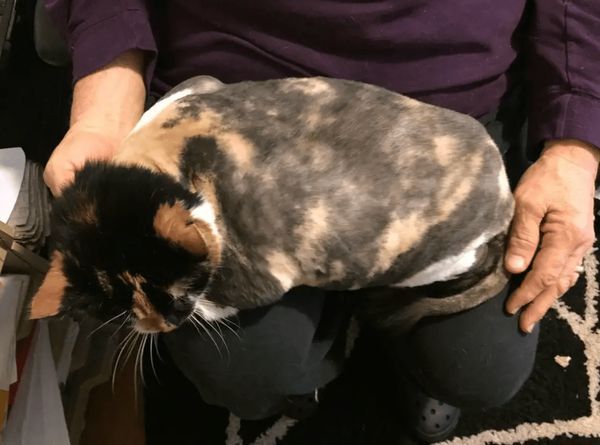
508;247;586;332
555;246;588;294
43;167;61;197
558;246;587;284
519;283;564;333
569;272;580;287
505;198;544;273
506;236;569;314
43;165;75;197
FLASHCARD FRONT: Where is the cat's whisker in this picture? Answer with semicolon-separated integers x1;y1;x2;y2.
215;318;240;340
191;314;223;357
88;311;128;339
194;299;221;306
220;315;240;328
139;334;148;387
121;331;143;403
153;332;164;362
190;316;223;357
143;335;150;382
123;331;141;369
193;307;240;341
206;319;230;357
149;334;160;382
137;334;148;389
187;314;203;336
133;333;144;409
110;314;133;340
202;317;230;358
112;329;136;392
115;329;136;367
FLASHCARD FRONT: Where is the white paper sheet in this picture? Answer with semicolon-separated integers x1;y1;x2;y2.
55;320;80;386
0;275;29;391
4;322;71;445
0;147;26;224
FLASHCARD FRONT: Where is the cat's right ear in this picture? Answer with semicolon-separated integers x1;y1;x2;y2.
153;201;208;257
29;252;68;319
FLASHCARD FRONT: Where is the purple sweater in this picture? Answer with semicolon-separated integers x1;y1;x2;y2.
44;0;600;151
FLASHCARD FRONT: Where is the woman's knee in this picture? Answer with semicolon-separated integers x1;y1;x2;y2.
415;340;538;408
161;287;347;418
401;284;540;409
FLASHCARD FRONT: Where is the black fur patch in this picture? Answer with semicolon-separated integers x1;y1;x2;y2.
51;162;210;325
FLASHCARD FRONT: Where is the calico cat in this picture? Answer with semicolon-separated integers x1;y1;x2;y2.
30;76;513;333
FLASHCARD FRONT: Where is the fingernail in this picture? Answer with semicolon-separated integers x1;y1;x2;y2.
506;306;519;315
507;255;525;271
524;322;536;334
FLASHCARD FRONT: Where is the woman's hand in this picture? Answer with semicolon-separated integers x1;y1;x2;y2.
43;125;122;196
505;139;598;333
43;50;146;196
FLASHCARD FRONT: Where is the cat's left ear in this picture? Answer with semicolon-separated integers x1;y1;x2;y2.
29;252;68;319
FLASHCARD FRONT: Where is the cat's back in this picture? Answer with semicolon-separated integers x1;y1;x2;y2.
115;76;513;290
118;76;507;200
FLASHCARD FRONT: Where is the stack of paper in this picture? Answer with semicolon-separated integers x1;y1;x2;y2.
0;148;25;224
0;148;51;252
6;164;51;252
3;322;71;445
0;275;30;432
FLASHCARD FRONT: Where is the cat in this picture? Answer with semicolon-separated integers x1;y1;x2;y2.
30;76;514;334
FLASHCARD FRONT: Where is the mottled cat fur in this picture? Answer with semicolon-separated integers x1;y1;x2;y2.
31;76;513;333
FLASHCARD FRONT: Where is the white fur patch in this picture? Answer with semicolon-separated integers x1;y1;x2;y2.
265;250;300;292
130;88;193;134
395;233;492;288
167;283;187;299
498;170;511;199
193;296;238;321
191;201;219;236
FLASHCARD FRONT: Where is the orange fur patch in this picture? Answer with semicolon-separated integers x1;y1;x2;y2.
113;107;222;179
153;201;208;257
29;252;68;319
128;278;175;333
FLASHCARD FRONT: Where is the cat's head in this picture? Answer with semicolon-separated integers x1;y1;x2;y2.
30;162;217;333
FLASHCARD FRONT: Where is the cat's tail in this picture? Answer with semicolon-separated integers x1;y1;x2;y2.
358;233;510;334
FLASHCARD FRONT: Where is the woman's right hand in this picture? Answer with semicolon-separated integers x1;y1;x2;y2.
43;50;147;196
43;125;122;196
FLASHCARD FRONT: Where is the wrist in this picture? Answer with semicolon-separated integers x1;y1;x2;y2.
62;124;122;153
70;50;146;140
541;139;600;176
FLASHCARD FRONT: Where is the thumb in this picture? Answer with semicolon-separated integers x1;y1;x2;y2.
505;200;543;273
43;162;75;197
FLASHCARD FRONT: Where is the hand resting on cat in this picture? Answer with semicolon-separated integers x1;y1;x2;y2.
30;76;514;334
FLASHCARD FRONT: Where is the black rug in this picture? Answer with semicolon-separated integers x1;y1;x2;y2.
145;246;600;445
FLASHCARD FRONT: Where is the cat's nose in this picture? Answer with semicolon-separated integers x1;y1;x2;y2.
165;311;190;326
166;298;194;326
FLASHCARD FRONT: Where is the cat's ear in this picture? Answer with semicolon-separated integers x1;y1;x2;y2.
153;201;208;257
29;252;68;319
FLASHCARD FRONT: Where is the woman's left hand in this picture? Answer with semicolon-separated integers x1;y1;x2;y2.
505;139;598;333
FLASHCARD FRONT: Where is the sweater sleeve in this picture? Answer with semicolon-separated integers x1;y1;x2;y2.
527;1;600;153
43;0;157;86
